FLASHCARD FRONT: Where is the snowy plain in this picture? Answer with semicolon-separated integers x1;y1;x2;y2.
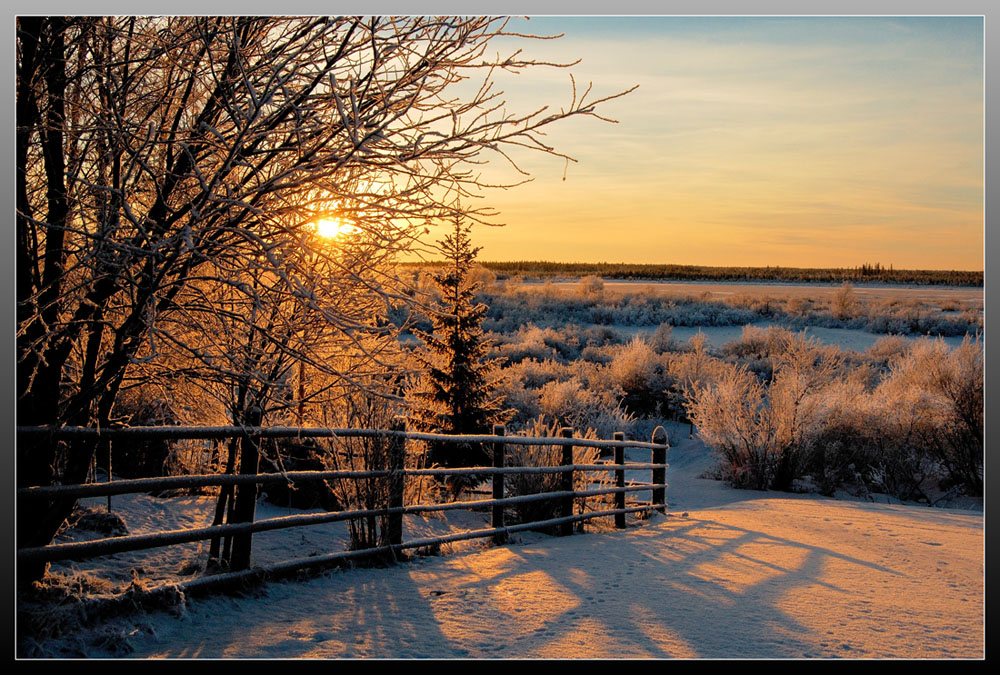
25;418;984;660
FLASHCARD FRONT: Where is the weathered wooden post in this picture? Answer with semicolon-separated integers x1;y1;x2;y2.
385;417;406;553
652;425;668;514
105;437;113;513
230;406;263;571
559;427;575;536
492;424;506;544
613;431;626;529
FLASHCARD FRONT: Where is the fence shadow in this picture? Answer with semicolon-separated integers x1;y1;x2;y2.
123;504;939;659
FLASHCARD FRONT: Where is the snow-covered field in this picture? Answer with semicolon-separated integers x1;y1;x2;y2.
22;422;984;659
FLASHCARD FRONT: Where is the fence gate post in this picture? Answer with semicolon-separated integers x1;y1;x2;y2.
559;427;575;536
230;406;263;571
491;425;507;544
651;425;668;514
613;431;626;529
385;418;406;553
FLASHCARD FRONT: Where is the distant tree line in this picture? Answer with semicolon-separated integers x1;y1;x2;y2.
407;261;983;287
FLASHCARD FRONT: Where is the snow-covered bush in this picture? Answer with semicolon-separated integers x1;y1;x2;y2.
578;275;605;298
866;334;911;366
687;339;843;491
649;323;674;353
538;379;599;428
831;282;860;320
878;336;983;496
685;364;778;490
785;296;813;317
609;337;673;416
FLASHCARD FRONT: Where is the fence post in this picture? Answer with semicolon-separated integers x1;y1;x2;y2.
614;431;626;529
492;424;506;544
559;427;574;536
106;438;113;513
651;425;668;514
230;406;263;571
385;417;406;554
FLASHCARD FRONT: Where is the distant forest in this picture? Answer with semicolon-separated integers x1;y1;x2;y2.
406;261;983;287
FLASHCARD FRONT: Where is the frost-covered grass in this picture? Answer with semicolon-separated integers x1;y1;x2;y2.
476;278;982;338
477;277;983;504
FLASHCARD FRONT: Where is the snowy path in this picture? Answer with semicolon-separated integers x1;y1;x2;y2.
83;426;983;660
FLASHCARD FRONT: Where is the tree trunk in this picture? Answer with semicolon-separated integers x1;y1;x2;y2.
229;407;263;571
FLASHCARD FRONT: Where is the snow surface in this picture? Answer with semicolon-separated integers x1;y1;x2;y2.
25;422;983;659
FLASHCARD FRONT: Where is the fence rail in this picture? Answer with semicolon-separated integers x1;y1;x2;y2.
17;423;669;597
17;425;669;449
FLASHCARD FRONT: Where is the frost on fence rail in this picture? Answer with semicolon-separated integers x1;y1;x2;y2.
17;483;668;565
18;464;669;500
17;424;670;591
16;425;670;450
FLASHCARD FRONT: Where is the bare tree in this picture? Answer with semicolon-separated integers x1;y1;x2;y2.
16;15;635;582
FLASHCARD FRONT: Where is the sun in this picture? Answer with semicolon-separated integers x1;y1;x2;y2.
313;217;357;240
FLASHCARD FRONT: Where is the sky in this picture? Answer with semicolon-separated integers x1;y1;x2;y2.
438;16;984;270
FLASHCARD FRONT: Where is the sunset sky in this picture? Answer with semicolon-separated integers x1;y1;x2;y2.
443;16;984;271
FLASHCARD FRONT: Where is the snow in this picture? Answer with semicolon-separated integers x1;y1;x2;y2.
23;422;983;659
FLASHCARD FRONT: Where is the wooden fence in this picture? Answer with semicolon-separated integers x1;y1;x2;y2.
17;423;669;597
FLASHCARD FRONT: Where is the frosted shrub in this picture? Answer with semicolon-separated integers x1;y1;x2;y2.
866;334;911;366
688;343;837;491
831;282;859;320
582;325;623;347
859;384;942;502
880;336;984;496
649;323;674;353
495;325;560;363
765;343;842;490
929;336;984;495
785;296;813;317
961;309;982;330
469;264;497;289
804;338;982;501
666;333;724;421
506;357;562;389
686;365;779;490
668;341;718;392
609;337;672;415
732;292;777;317
578;275;605;298
805;378;871;495
498;371;541;426
580;344;614;363
494;324;584;364
538;378;601;429
610;337;658;391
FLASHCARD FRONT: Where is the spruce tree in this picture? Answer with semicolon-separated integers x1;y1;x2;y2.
410;217;502;475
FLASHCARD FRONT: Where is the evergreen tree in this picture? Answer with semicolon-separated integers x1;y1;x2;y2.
410;217;503;474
